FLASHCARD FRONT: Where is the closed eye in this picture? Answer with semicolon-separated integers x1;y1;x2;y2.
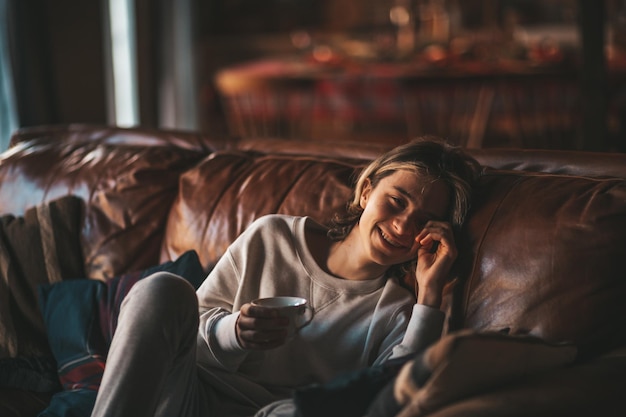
389;196;406;209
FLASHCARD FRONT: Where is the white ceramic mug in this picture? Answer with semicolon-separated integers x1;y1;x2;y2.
251;296;314;336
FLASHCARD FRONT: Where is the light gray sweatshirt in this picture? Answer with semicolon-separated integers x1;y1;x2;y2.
196;215;444;413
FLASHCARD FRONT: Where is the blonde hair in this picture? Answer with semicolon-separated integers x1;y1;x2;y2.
328;136;481;278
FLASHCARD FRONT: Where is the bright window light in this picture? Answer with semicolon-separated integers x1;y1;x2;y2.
108;0;138;127
0;0;17;149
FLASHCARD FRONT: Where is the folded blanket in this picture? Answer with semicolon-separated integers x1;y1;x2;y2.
367;330;578;417
0;195;85;360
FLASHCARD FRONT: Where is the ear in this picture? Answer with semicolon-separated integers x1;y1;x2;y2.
360;178;372;209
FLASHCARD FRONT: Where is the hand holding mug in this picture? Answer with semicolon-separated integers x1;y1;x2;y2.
236;296;313;350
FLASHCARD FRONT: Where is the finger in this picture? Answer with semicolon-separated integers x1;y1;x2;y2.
237;313;289;332
415;221;450;241
419;220;453;236
417;237;439;254
415;233;446;253
236;309;289;348
238;328;288;350
243;303;283;319
239;327;288;343
417;222;454;246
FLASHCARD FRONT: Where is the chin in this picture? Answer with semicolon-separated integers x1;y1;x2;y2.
372;249;411;267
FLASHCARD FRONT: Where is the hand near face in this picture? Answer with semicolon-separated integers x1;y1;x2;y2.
413;220;457;308
235;303;290;350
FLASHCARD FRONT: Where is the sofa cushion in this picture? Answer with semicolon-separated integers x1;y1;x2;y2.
453;170;626;357
37;250;205;417
161;150;366;269
0;195;85;361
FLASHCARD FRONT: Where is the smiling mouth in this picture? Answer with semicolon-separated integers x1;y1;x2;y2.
379;228;407;249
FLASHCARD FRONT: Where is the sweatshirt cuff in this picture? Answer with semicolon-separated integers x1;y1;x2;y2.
400;304;445;354
213;311;245;353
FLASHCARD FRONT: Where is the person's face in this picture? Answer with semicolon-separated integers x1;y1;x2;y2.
357;169;450;266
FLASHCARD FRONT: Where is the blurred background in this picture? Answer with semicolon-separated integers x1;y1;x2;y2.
1;0;625;151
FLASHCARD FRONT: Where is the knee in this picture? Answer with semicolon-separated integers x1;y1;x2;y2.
123;272;199;325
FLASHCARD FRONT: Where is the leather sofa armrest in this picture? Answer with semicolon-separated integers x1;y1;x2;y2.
422;346;626;417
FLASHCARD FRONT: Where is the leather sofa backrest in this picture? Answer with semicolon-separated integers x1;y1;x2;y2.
162;148;626;359
161;150;364;267
237;137;626;179
453;168;626;358
0;136;208;280
9;123;229;152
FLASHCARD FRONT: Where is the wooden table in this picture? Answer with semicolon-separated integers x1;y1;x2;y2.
214;55;612;149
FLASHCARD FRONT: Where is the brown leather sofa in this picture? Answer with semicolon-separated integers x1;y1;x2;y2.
0;124;625;416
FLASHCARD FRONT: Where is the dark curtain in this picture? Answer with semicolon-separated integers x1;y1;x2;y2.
577;0;609;151
8;0;107;128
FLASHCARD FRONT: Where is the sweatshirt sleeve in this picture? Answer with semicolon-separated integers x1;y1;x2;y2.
196;215;299;372
389;303;444;359
196;248;250;371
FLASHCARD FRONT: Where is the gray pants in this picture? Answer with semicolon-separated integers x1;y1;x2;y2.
91;272;210;417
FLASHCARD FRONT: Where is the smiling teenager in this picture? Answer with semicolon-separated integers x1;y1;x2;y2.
90;137;480;417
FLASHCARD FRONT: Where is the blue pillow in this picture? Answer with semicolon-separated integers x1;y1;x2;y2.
37;250;206;417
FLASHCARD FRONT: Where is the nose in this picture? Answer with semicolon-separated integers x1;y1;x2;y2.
392;213;415;237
